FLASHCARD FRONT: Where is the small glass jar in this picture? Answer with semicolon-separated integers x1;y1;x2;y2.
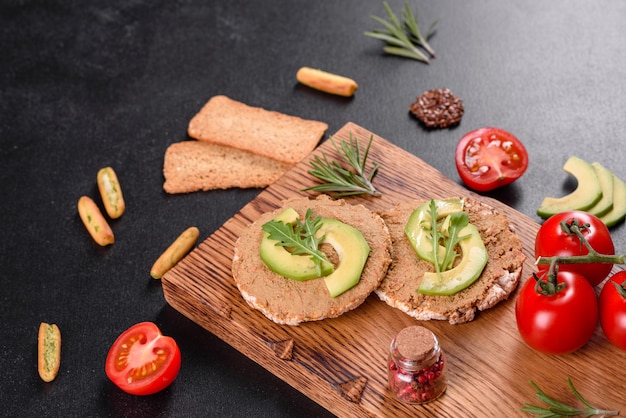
387;325;447;404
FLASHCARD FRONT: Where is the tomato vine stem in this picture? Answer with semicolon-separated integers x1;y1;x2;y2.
536;220;625;269
612;279;626;298
534;219;626;294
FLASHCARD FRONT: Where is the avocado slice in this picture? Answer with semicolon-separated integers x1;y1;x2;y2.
537;156;602;219
600;174;626;227
259;209;371;297
260;208;334;281
318;219;371;297
587;162;614;217
419;224;488;296
405;198;464;265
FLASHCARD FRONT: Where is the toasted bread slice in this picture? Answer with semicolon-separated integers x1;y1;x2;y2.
188;95;328;164
163;140;293;193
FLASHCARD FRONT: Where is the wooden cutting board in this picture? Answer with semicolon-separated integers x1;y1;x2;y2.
162;122;626;417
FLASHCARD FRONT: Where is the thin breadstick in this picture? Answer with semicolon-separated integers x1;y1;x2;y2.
38;322;61;382
97;167;125;219
296;67;358;97
77;195;114;246
150;227;200;279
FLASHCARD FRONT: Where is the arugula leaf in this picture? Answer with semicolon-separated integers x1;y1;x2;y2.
427;200;443;275
425;199;471;277
261;209;330;276
295;209;324;251
439;212;470;271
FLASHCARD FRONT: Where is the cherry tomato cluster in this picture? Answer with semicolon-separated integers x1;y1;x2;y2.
516;211;626;354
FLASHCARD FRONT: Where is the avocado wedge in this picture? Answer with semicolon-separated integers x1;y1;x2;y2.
405;198;464;265
419;224;488;296
318;219;371;297
600;175;626;227
587;162;614;217
405;198;488;296
537;156;602;219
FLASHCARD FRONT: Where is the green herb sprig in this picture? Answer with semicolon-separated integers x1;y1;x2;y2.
303;133;381;198
439;212;469;271
364;1;438;63
261;209;329;276
522;378;620;417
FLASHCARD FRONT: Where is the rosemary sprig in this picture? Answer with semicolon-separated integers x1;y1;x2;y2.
401;2;438;58
521;379;620;418
303;133;381;198
364;1;437;63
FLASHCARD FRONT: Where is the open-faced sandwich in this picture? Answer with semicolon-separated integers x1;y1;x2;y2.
232;195;393;325
376;197;526;324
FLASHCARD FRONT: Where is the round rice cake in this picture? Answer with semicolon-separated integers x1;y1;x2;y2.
232;195;392;325
375;197;526;324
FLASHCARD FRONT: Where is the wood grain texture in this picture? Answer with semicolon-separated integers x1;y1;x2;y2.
162;122;626;417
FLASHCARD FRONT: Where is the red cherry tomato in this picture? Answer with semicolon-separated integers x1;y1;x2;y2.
105;322;181;395
455;127;528;192
600;271;626;351
535;211;615;287
515;270;598;355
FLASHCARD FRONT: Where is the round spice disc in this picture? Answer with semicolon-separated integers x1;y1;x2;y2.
409;88;464;128
396;326;435;361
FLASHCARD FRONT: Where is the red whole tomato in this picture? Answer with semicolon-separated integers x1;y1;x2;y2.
515;270;598;354
535;211;615;287
455;127;528;192
105;322;181;395
600;271;626;351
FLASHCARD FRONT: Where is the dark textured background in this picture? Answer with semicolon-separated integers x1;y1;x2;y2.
2;1;626;416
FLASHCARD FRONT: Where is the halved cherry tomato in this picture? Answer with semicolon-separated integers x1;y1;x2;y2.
105;322;181;395
455;127;528;192
600;271;626;351
515;270;598;355
535;211;614;287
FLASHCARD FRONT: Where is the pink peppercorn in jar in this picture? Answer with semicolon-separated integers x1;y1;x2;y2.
388;325;447;404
